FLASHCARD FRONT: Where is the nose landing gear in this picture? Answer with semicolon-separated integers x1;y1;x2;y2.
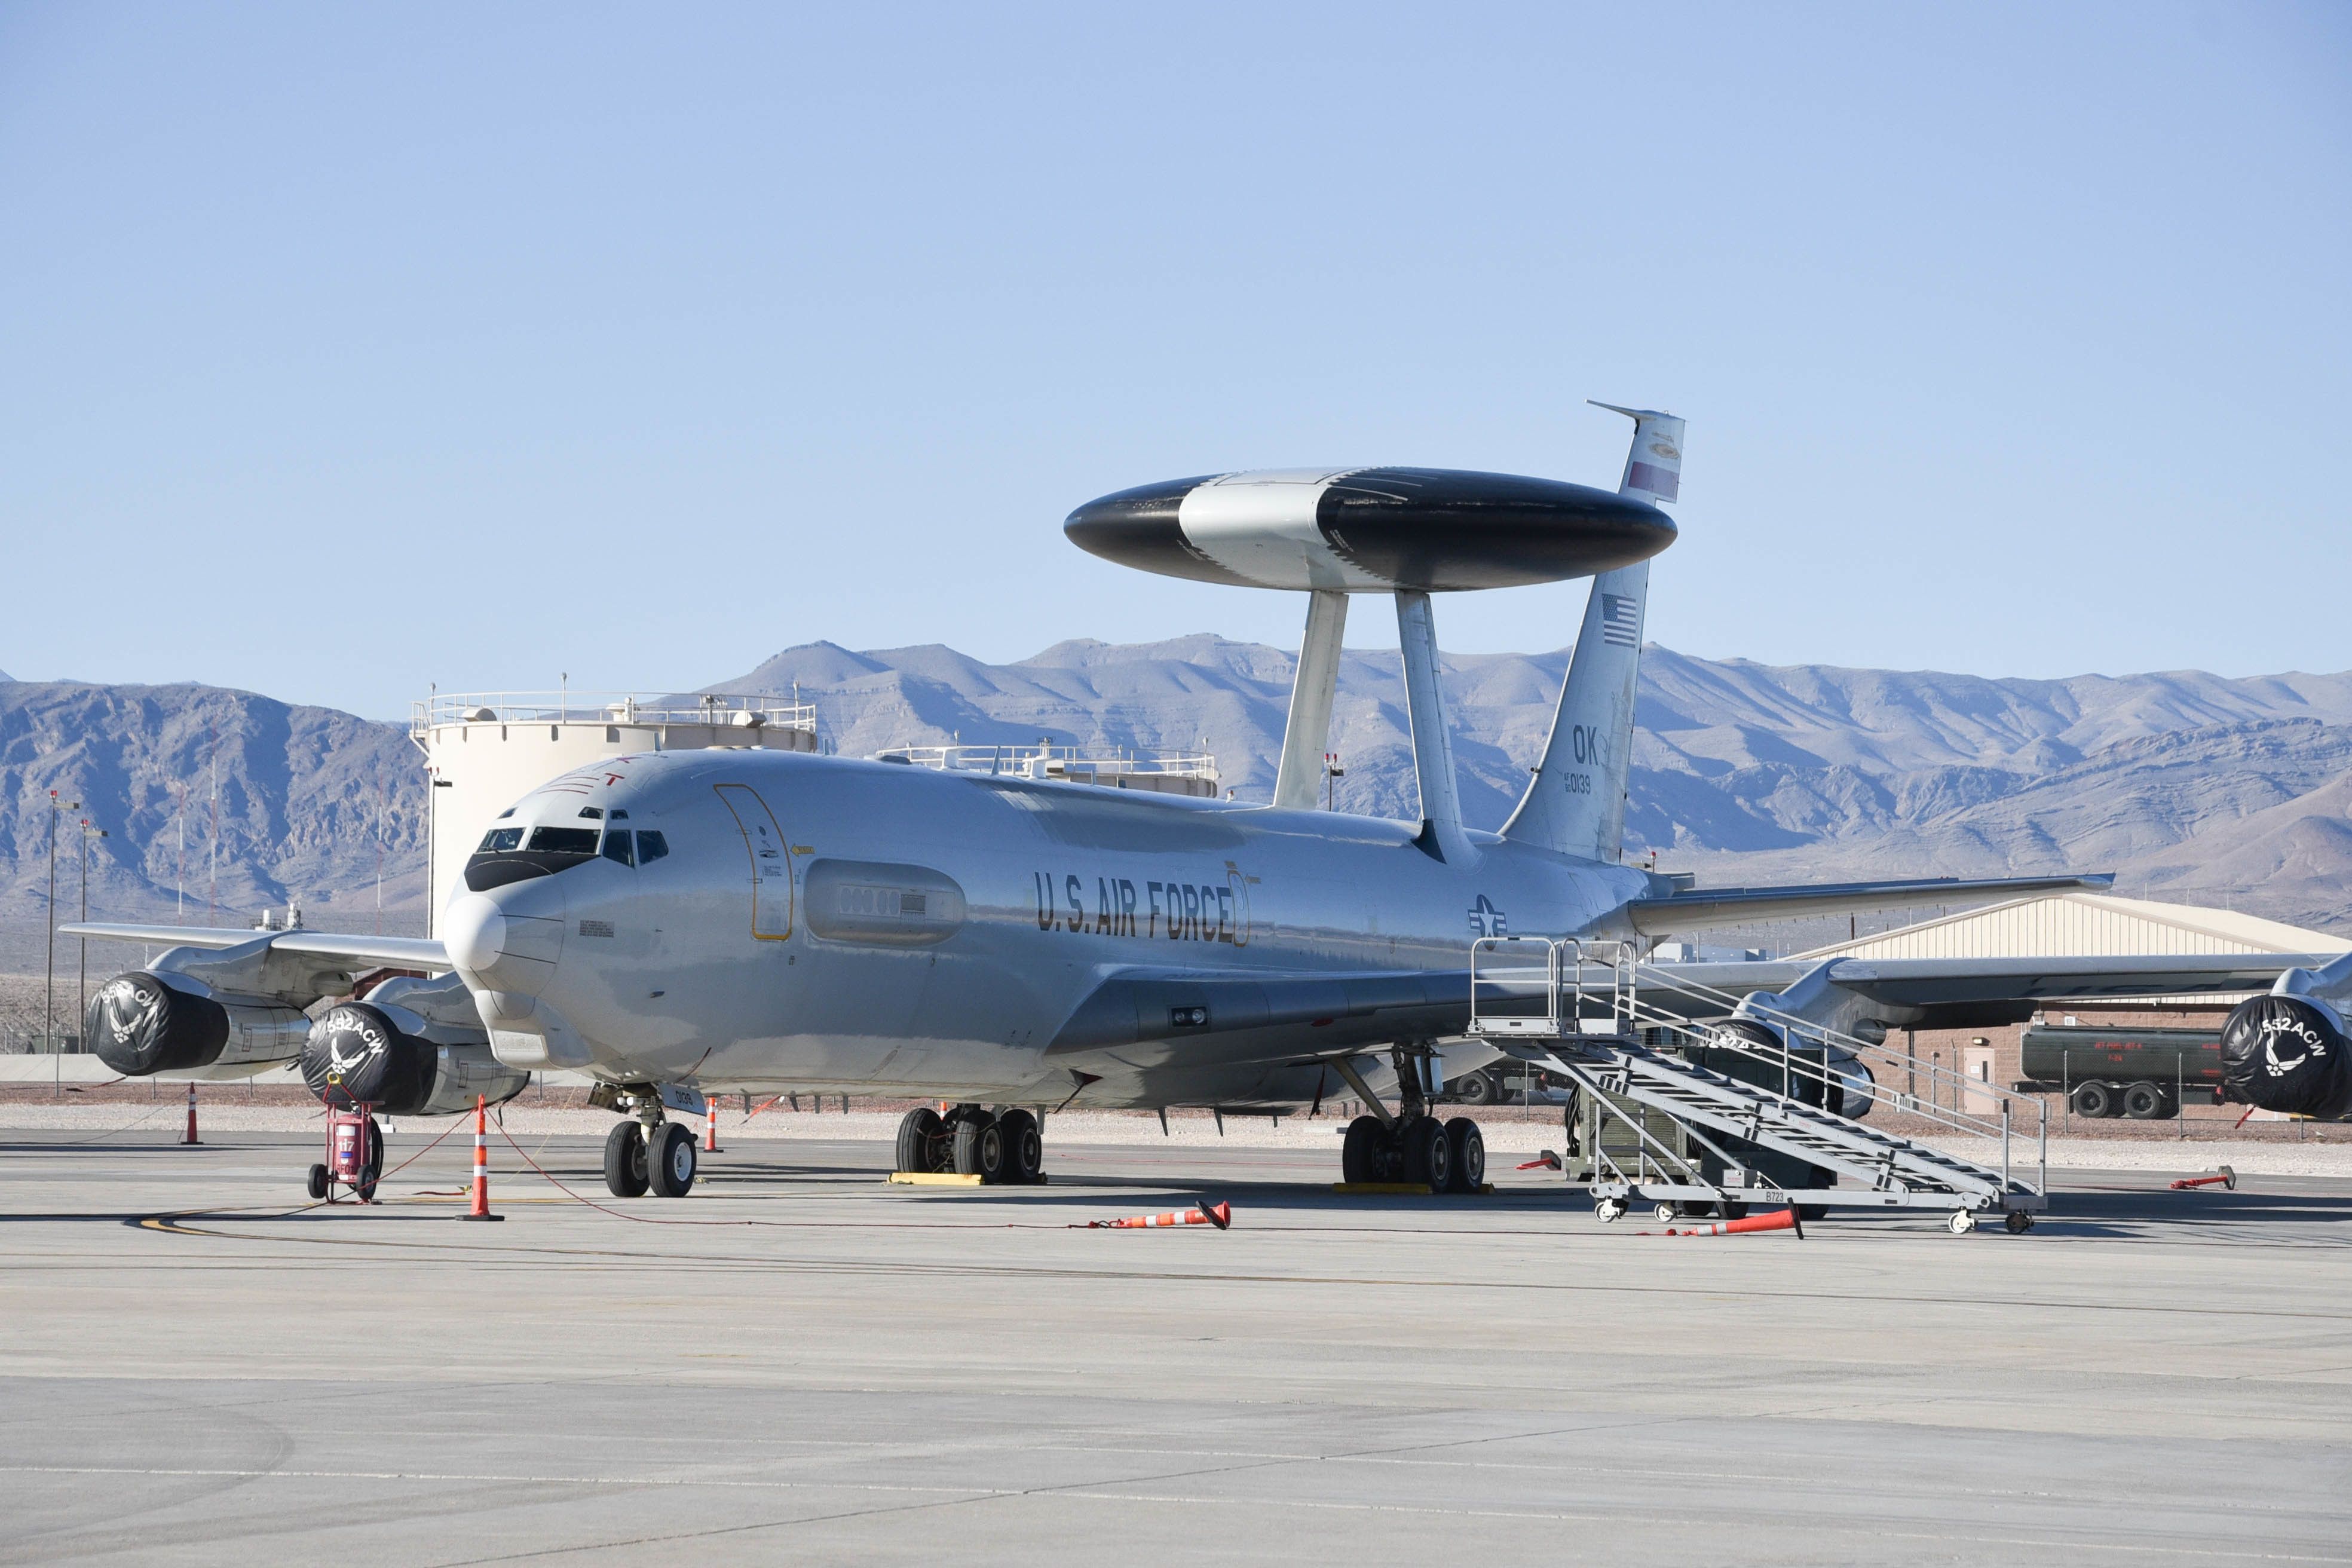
596;1083;702;1198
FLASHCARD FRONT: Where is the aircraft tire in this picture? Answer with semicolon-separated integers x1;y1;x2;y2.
953;1114;1007;1183
354;1118;382;1204
1340;1115;1382;1184
998;1108;1043;1183
1405;1116;1450;1193
648;1122;697;1198
604;1122;650;1198
895;1107;946;1174
1798;1162;1832;1223
1443;1117;1484;1192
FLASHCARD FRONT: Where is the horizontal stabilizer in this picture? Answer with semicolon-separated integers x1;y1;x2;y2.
1626;874;2113;936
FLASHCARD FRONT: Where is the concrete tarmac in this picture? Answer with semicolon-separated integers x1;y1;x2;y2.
2;1125;2348;1565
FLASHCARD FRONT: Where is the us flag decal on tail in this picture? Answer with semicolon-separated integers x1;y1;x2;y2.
1600;592;1642;647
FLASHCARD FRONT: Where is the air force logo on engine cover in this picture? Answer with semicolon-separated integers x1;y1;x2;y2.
1468;895;1508;938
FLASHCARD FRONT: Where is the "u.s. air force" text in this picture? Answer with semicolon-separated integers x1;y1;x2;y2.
1033;871;1238;942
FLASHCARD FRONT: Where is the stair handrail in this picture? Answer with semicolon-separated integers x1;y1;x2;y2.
1626;959;2010;1129
1535;942;2044;1197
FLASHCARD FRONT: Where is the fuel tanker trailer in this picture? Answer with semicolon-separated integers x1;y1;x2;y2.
2017;1022;2222;1120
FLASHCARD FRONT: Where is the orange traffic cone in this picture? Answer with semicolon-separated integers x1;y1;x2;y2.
1078;1200;1232;1230
704;1103;721;1154
1647;1206;1801;1238
459;1095;503;1222
180;1082;200;1146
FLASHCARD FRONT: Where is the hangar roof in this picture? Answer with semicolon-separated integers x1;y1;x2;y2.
1791;893;2347;1003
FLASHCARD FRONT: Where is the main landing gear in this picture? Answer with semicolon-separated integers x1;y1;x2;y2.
1334;1045;1486;1193
894;1104;1045;1184
1341;1112;1486;1193
600;1089;699;1199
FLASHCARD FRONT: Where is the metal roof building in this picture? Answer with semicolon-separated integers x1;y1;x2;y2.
1791;892;2347;1003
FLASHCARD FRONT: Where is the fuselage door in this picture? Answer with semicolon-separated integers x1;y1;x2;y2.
715;783;794;940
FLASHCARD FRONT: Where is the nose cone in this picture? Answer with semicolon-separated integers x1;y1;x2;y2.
443;895;508;973
442;889;565;1001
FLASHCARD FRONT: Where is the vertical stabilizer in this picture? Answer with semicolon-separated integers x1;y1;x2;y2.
1500;405;1683;861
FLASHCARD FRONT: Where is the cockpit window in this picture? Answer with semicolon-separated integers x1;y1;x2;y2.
462;824;605;892
601;830;635;868
636;830;670;864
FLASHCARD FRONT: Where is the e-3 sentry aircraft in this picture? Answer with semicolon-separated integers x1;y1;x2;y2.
69;406;2348;1200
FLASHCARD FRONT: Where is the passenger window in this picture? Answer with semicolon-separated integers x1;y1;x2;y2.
527;827;601;856
636;830;670;865
601;830;635;868
477;828;525;853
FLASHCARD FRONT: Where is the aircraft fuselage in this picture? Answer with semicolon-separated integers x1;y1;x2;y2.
445;748;1653;1108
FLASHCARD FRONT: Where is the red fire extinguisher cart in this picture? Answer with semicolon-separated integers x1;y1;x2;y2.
309;1101;382;1203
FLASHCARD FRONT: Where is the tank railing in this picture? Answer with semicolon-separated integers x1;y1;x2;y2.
413;692;818;733
874;743;1219;783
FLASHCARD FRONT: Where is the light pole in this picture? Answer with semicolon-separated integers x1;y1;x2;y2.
44;792;79;1057
78;820;108;1049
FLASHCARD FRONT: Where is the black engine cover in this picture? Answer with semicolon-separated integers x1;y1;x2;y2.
301;1003;434;1113
2220;994;2351;1119
85;973;229;1075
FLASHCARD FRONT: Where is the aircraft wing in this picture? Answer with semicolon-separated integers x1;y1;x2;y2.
57;923;450;972
1638;951;2328;1030
1048;965;1471;1059
1626;873;2113;935
1046;948;2326;1073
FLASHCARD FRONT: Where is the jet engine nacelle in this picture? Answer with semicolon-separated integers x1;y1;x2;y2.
300;1000;529;1116
85;972;310;1077
2219;994;2351;1120
1701;1017;1875;1120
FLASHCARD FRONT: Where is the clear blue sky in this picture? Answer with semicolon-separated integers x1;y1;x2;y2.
3;2;2346;718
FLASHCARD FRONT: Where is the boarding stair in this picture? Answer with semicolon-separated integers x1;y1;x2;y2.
1468;939;2045;1232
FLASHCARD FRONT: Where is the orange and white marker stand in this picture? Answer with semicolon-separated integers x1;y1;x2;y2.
2169;1165;2237;1191
459;1095;503;1222
1079;1200;1232;1230
1646;1206;1802;1239
704;1103;721;1154
181;1082;200;1146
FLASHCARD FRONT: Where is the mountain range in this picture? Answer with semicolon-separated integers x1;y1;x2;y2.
4;639;2350;970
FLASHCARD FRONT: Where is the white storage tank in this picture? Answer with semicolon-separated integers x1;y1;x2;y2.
411;691;817;931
